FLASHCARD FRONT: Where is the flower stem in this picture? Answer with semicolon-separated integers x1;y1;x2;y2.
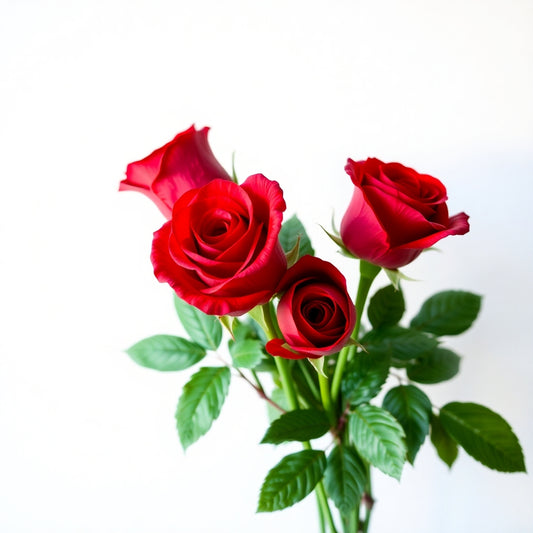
298;359;321;401
274;356;338;532
362;472;374;533
315;480;339;533
274;357;299;410
262;303;338;533
319;372;336;427
331;261;380;402
317;492;326;533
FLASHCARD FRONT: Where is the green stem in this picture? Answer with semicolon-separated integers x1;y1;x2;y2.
361;467;373;533
274;357;299;410
250;369;266;395
342;508;358;533
331;261;380;402
298;359;321;401
316;492;326;533
262;304;338;533
319;373;336;427
261;302;281;339
315;481;339;533
275;357;337;532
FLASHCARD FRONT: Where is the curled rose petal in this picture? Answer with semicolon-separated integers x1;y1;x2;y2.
119;125;231;218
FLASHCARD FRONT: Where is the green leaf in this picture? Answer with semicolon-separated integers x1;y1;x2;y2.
176;366;231;450
348;404;407;480
367;285;405;329
229;338;264;368
173;294;223;350
440;402;526;473
126;335;206;371
233;318;267;344
382;385;432;463
410;290;482;336
430;412;458;468
278;214;315;259
362;326;438;365
257;450;326;512
341;352;390;407
324;445;367;516
261;409;330;444
406;347;460;384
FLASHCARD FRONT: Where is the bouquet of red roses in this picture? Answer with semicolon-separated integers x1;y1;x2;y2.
119;125;525;533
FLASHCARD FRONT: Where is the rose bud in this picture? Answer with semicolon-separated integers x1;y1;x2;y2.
340;158;470;269
266;255;355;360
119;125;231;218
151;174;287;316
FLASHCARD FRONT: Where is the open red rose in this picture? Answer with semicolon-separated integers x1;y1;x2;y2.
266;255;355;360
119;125;231;218
151;174;287;316
340;158;470;269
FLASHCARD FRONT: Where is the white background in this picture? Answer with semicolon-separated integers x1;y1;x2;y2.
1;1;532;532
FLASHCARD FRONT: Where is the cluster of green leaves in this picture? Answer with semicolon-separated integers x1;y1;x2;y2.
125;214;525;525
256;281;525;518
341;285;525;481
127;295;270;451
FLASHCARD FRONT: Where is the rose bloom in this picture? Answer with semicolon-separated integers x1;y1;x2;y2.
266;255;356;360
119;125;231;218
151;174;287;316
340;158;470;269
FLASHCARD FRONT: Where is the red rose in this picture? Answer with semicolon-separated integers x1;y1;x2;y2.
266;255;356;360
340;158;470;269
119;125;231;218
151;174;287;316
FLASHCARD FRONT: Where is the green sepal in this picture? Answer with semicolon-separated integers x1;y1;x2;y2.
248;305;270;338
382;385;432;463
176;366;231;450
439;402;526;473
279;214;314;259
126;335;206;371
348;403;407;480
285;235;301;267
324;445;367;517
430;412;459;468
410;290;482;336
260;409;330;444
308;356;327;377
383;268;416;289
173;294;222;350
218;315;236;337
257;450;327;512
319;225;353;257
231;151;238;183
